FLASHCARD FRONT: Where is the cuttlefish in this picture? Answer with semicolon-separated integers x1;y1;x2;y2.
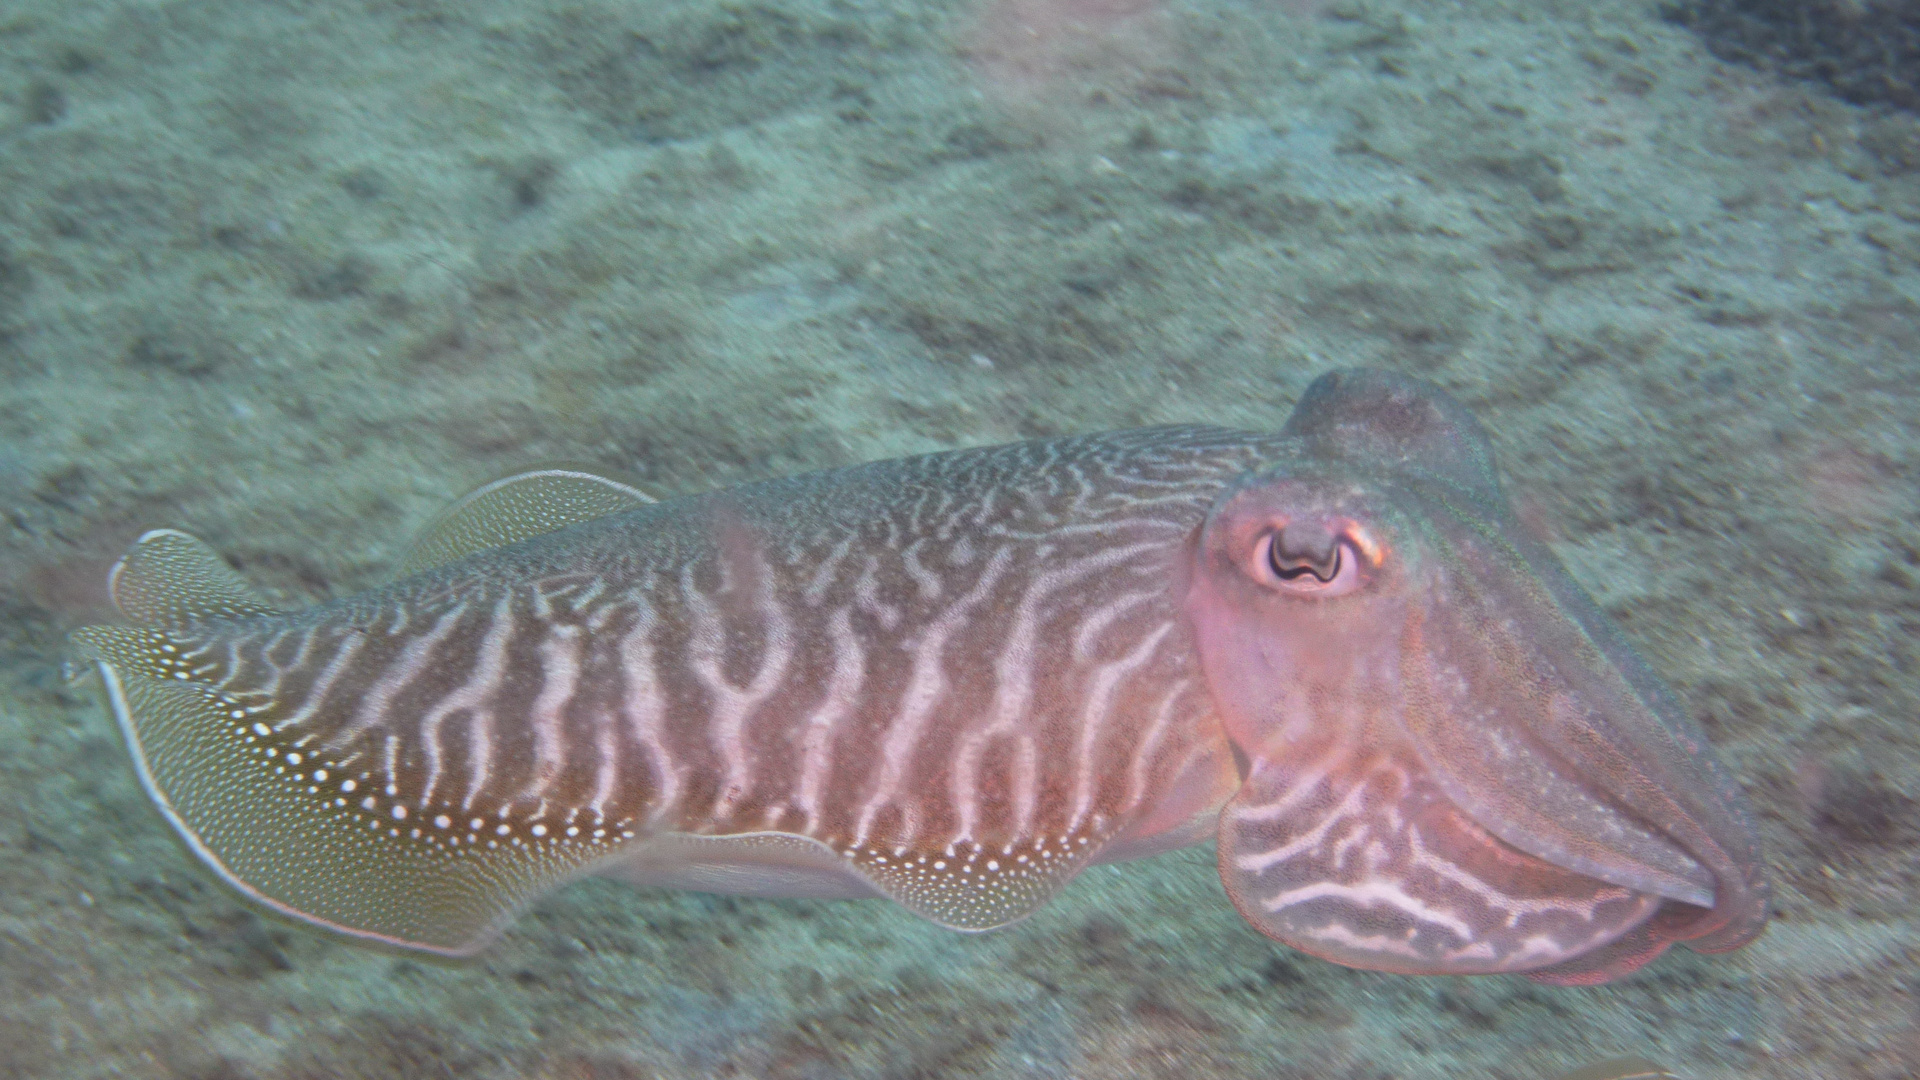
73;368;1767;983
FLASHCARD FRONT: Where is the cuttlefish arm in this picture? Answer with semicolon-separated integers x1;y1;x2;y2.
70;364;1763;982
1186;370;1767;982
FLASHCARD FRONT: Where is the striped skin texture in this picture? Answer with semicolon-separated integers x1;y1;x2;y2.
73;369;1770;983
1188;370;1767;982
76;427;1278;952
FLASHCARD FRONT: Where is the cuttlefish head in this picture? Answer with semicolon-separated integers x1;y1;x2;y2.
1185;369;1767;983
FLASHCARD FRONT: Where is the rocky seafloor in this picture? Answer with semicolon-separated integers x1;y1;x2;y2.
0;0;1916;1076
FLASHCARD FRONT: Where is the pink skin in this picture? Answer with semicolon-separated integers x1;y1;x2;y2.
1181;370;1768;982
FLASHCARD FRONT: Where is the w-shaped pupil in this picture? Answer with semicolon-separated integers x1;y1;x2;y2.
1271;524;1343;583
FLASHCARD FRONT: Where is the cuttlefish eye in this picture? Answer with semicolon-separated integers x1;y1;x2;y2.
1255;520;1371;597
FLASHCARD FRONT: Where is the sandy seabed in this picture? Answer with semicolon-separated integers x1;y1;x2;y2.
0;0;1916;1077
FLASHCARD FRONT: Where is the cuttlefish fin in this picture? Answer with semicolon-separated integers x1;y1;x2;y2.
397;465;653;578
104;528;284;627
1217;743;1662;976
72;528;630;955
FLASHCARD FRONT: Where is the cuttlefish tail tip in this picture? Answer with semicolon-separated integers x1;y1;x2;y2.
71;537;613;956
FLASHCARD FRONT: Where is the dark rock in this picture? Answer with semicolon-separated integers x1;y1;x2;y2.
1665;0;1920;112
1815;765;1920;843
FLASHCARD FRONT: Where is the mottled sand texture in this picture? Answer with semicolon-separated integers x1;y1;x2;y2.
0;0;1916;1077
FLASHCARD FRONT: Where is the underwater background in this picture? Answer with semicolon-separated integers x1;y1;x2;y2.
0;0;1915;1076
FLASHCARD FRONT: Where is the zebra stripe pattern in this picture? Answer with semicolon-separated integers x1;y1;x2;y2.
83;427;1281;946
74;369;1769;982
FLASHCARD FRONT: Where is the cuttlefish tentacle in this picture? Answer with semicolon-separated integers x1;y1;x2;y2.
72;368;1767;981
1187;369;1766;981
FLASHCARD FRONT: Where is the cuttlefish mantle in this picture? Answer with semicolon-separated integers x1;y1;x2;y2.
74;369;1767;983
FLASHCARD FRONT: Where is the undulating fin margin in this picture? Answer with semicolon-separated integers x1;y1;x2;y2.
106;528;284;626
71;510;656;954
71;625;623;954
396;466;654;578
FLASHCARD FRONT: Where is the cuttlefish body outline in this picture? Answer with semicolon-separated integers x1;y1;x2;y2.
74;368;1767;984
